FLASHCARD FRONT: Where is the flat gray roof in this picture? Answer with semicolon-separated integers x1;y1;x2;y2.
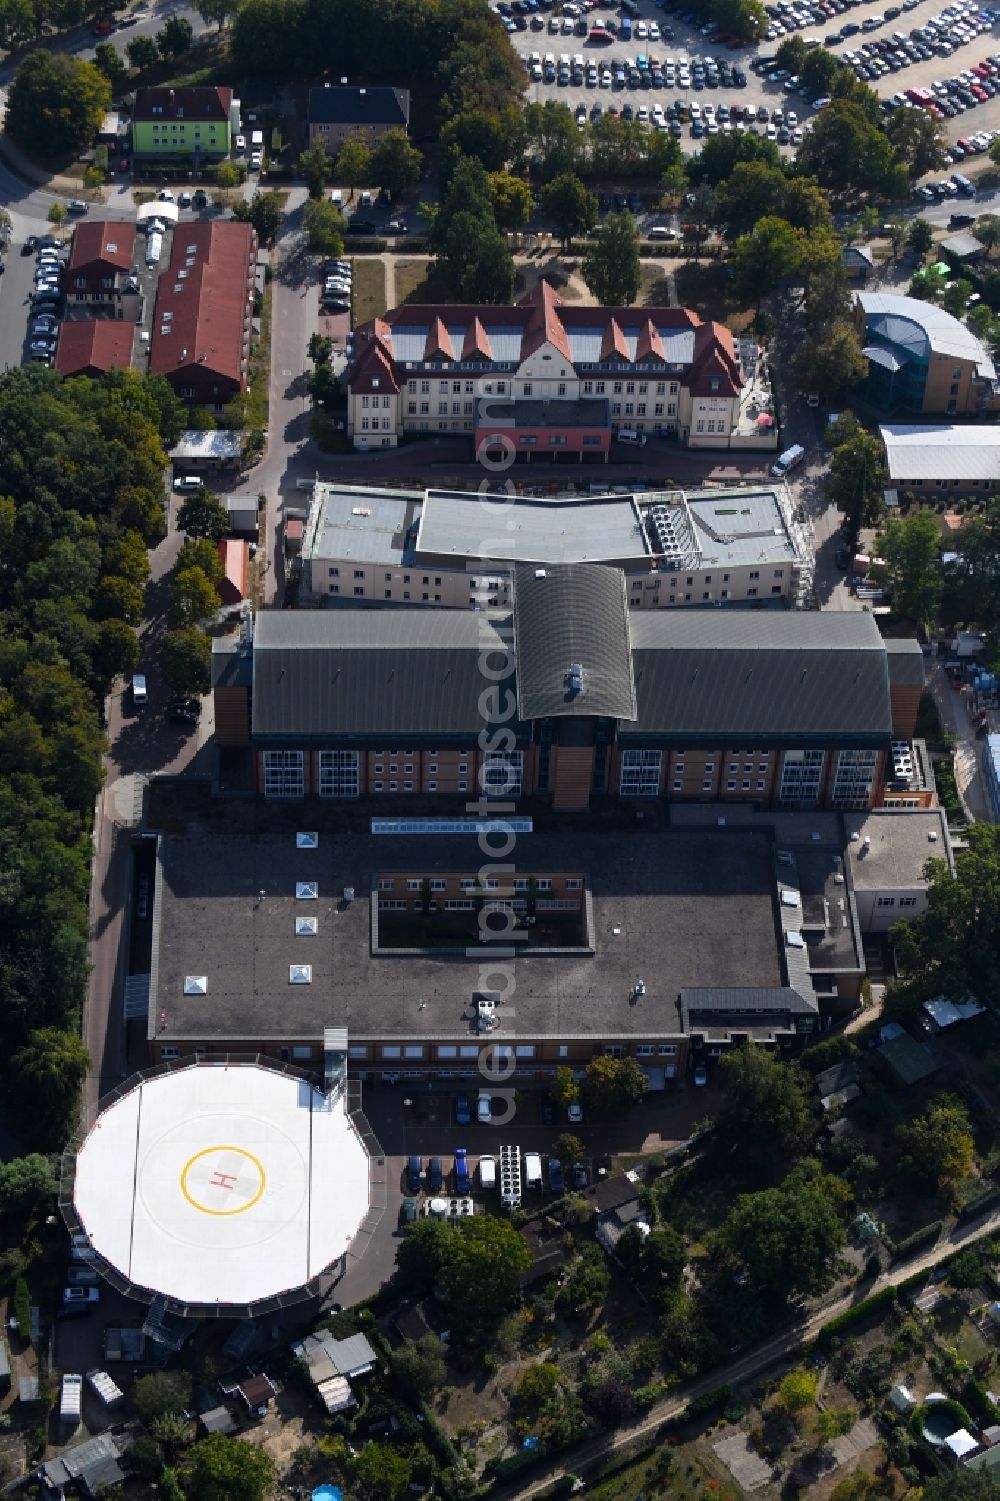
149;798;784;1044
844;808;951;891
305;484;422;568
169;429;243;461
880;423;1000;483
685;488;800;568
416;489;651;567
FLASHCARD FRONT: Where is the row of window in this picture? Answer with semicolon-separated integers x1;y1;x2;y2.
620;749;879;808
263;751;523;800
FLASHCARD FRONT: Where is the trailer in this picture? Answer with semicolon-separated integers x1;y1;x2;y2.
499;1144;521;1211
87;1369;124;1407
60;1373;82;1424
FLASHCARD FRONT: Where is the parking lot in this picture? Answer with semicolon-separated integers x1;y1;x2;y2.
504;0;1000;161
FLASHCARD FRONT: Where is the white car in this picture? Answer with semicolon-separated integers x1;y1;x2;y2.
477;1093;492;1122
250;151;262;170
235;133;246;152
567;1100;583;1124
157;189;175;202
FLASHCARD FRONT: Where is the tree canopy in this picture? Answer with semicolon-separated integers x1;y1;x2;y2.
878;510;941;629
188;1433;275;1501
715;1045;818;1172
583;211;641;306
6;49;110;159
891;824;1000;1012
713;1165;847;1299
396;1214;530;1332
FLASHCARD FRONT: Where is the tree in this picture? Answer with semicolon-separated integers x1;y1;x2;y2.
778;1367;819;1414
898;1094;975;1206
170;567;220;627
887;106;947;178
582;1055;647;1118
132;1371;193;1426
541;172;597;248
233;190;283;245
582;211;641;306
299;143;329;198
0;1154;57;1217
891;825;1000;1014
395;1216;457;1292
215;160;241;193
553;1132;585;1164
801;45;841;97
796;99;896;194
372;128;422;198
177;487;229;541
829;427;887;541
550;1065;580;1111
885;218;908;256
93;42;127;90
879;510;941;628
441;1216;531;1329
351;1443;412;1501
908;217;935;257
125;33;160;70
729;216;805;304
522;100;584;182
715;1046;817;1171
441;111;517;173
796;323;867;400
157;14;193;57
488;171;534;233
641;1226;685;1288
6;50;111;160
774;34;806;73
193;0;239;29
336;134;374;198
93;574;145;626
94;618;140;683
47;202;67;227
943;277;974;319
178;537;224;584
975;214;1000;255
10;1029;90;1147
159;628;212;697
188;1433;275;1501
303;197;346;256
714;1175;846;1300
922;1471;1000;1501
392;1335;447;1399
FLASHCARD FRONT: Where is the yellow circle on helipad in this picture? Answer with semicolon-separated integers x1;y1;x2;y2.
180;1145;266;1216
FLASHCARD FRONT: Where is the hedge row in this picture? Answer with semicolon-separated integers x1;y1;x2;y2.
962;1379;1000;1428
891;1221;943;1261
817;1285;898;1346
958;1187;1000;1221
13;1278;30;1340
417;1399;462;1471
687;1383;732;1419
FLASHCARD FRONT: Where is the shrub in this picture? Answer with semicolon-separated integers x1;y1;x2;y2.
687;1384;732;1419
818;1286;898;1346
12;1279;30;1339
891;1221;943;1261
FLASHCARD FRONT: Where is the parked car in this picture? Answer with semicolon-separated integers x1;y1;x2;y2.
455;1092;472;1125
547;1157;565;1192
21;236;38;255
29;340;56;356
193;190;208;208
454;1148;471;1194
62;1286;99;1305
426;1156;444;1193
406;1154;422;1192
67;200;88;214
541;1094;555;1124
401;1196;418;1224
347;220;378;235
693;1062;708;1086
178;191;192;207
567;1100;583;1124
571;1162;589;1189
250;150;262;170
477;1092;492;1123
158;189;175;202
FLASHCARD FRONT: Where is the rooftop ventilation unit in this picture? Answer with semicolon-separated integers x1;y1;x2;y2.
296;831;318;848
289;964;312;984
295;916;318;935
183;975;207;995
295;881;318;899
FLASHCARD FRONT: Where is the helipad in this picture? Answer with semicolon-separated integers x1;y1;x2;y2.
72;1064;370;1310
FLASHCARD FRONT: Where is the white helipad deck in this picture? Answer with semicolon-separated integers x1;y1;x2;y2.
73;1065;370;1308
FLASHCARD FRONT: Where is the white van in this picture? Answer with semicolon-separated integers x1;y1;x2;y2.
330;189;344;207
617;428;647;446
478;1155;496;1190
771;443;805;477
131;674;147;707
524;1152;543;1188
173;474;202;491
647;225;679;240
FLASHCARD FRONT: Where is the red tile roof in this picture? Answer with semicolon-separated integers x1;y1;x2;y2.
687;321;742;398
520;279;573;363
133;86;233;123
54;320;133;377
68;220;136;274
150;221;255;390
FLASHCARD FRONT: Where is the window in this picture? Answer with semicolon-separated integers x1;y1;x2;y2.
378;878;394;892
515;1045;535;1058
659;1045;677;1056
382;1046;401;1059
899;896;918;908
779;749;826;807
348;1046;368;1059
482;751;523;797
404;1045;423;1058
619;748;661;797
636;1045;654;1057
407;879;422;891
438;1045;457;1058
832;748;878;809
566;877;582;890
876;896;896;908
264;750;303;799
523;382;532;396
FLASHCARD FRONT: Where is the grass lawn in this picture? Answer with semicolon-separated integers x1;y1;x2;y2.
639;264;671;306
673;259;755;334
930;1295;992;1365
352;259;388;324
583;1437;737;1501
394;257;445;304
245;277;271;432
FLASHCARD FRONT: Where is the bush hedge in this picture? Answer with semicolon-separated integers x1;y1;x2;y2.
13;1278;30;1340
958;1187;1000;1221
891;1221;943;1261
962;1380;1000;1428
818;1286;898;1346
687;1383;732;1419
